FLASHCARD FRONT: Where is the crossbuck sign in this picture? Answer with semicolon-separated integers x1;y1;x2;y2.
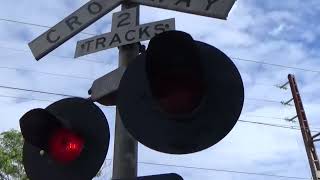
28;0;236;61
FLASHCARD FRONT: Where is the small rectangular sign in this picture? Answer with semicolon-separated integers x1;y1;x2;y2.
28;0;122;60
112;6;139;31
130;0;236;19
90;66;126;103
75;18;175;58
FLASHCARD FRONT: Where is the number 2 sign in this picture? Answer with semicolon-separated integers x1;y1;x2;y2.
111;7;139;31
74;7;175;58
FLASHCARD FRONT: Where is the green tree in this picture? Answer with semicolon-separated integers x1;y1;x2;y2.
0;129;27;180
0;129;104;180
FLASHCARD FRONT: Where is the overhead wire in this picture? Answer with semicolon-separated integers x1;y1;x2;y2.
102;158;308;179
0;88;318;132
0;15;317;180
138;161;309;179
0;84;294;106
0;46;312;104
243;115;288;121
1;18;319;91
245;98;284;104
238;119;320;132
1;86;319;179
0;50;294;91
232;57;320;73
0;46;298;89
246;82;281;88
0;62;292;90
0;94;115;111
0;18;96;36
1;18;320;73
0;94;53;103
0;65;95;80
0;45;107;65
0;18;109;65
1;18;318;127
0;85;74;97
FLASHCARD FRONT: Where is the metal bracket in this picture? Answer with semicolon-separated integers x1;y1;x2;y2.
285;115;298;123
277;81;289;90
281;98;294;106
139;43;146;54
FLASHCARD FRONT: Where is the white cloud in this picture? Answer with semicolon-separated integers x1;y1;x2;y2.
1;0;320;179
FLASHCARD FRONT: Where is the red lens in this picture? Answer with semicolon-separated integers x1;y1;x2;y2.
146;31;204;115
49;128;84;164
151;70;204;114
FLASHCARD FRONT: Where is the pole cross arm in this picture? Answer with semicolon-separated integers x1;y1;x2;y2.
277;81;289;90
313;132;320;140
285;115;298;122
281;98;294;105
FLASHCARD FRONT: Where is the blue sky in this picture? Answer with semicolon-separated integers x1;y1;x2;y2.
1;0;320;179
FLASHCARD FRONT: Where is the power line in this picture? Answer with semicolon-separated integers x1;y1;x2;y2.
0;64;289;90
0;65;94;80
0;84;290;105
0;47;309;90
0;18;96;36
2;85;320;131
247;82;279;88
0;94;53;103
0;88;317;131
0;85;74;97
246;98;283;104
102;158;308;179
0;94;113;111
0;93;314;180
232;57;320;73
244;115;287;120
0;45;107;65
238;119;300;130
2;92;320;133
238;119;320;132
1;18;320;74
139;161;308;179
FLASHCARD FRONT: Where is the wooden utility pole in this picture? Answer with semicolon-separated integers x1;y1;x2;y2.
288;74;320;180
112;2;139;180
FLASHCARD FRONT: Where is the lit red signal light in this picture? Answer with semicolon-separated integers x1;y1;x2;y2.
48;128;84;164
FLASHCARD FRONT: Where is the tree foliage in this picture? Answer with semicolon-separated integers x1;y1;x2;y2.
0;129;27;180
0;129;104;180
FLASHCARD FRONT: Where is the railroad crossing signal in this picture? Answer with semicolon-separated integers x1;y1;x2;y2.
117;30;244;154
20;98;110;180
23;0;238;179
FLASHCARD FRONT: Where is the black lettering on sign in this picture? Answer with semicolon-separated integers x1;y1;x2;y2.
206;0;219;11
139;26;150;39
109;33;122;46
175;0;191;7
65;16;82;31
46;29;60;43
95;37;106;49
84;40;94;52
88;2;103;15
117;13;131;28
125;30;136;41
154;24;166;35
